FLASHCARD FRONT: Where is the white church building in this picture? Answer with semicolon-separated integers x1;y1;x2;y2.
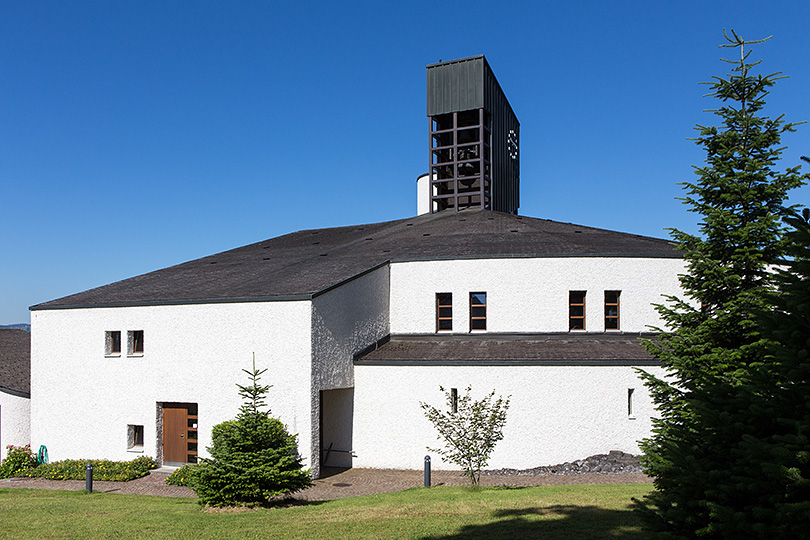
29;56;684;477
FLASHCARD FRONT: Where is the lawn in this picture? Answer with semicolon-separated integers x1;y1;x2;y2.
0;483;652;539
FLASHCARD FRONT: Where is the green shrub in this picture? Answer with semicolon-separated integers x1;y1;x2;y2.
23;456;157;482
166;464;198;487
0;445;39;479
191;358;312;506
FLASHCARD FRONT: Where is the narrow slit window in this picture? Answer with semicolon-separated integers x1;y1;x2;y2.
128;330;144;355
470;292;487;331
106;331;121;355
436;293;453;332
569;291;586;330
450;388;458;413
605;291;621;330
627;388;635;417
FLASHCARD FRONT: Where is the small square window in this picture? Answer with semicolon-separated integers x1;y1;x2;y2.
436;293;453;332
127;424;144;450
470;292;486;331
105;331;121;355
128;330;144;355
569;291;586;330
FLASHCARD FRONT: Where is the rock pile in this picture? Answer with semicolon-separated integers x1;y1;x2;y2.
483;450;643;476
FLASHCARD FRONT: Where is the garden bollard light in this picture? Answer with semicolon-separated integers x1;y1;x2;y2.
424;455;431;487
86;462;93;493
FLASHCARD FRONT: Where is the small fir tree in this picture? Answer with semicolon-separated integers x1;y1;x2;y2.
191;356;312;506
420;386;510;486
636;31;808;538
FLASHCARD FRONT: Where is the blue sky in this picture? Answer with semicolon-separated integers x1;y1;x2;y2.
2;1;809;324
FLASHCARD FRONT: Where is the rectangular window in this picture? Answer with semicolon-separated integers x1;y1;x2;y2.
569;291;586;330
127;424;144;450
450;388;458;413
128;330;144;355
470;292;487;331
627;388;635;418
105;331;121;355
605;291;621;330
436;293;453;332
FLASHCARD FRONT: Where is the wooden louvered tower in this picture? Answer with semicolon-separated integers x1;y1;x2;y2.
427;56;520;214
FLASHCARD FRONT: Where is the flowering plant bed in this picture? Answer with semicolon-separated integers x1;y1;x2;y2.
20;456;157;482
0;445;38;479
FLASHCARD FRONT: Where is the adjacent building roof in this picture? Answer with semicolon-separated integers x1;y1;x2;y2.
0;329;31;397
32;208;679;310
355;333;659;366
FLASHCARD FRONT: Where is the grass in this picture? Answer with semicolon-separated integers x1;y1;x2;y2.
0;483;652;539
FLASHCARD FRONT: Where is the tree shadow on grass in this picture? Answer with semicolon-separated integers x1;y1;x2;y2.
420;504;646;540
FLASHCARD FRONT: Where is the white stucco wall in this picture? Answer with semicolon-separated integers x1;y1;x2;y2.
311;266;390;391
310;266;390;475
389;257;686;334
0;391;31;461
353;364;664;470
30;301;312;466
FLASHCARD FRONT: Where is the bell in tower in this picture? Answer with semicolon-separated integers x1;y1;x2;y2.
426;56;520;214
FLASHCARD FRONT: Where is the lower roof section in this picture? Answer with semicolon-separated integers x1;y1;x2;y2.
353;333;660;366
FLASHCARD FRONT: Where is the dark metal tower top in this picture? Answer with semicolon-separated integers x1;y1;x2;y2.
427;56;519;214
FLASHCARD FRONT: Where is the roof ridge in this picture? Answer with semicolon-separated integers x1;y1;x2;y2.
32;209;680;310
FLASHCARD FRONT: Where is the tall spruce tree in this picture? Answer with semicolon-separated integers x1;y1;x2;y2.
745;208;810;536
636;30;808;539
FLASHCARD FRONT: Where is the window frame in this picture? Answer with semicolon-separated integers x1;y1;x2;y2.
469;292;487;331
127;424;145;452
128;330;145;355
627;388;636;419
604;290;621;330
105;331;122;356
569;291;586;330
436;293;453;332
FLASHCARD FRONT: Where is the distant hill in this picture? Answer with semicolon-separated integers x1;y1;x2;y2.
0;324;30;332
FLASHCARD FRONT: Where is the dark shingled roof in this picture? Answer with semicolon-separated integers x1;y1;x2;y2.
32;209;679;310
0;329;31;397
355;333;659;366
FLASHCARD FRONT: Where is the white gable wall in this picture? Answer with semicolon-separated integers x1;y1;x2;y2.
31;301;313;465
389;257;686;333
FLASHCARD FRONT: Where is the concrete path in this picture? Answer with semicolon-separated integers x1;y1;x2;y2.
0;467;651;501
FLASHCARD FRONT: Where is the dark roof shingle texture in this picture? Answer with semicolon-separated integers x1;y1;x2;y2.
33;209;678;310
356;334;656;365
0;329;30;395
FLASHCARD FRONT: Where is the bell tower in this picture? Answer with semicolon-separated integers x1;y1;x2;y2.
426;56;520;214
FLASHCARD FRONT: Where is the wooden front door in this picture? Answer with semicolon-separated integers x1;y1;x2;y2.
162;403;198;464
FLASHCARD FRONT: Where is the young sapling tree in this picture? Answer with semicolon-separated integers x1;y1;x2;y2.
420;385;510;487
